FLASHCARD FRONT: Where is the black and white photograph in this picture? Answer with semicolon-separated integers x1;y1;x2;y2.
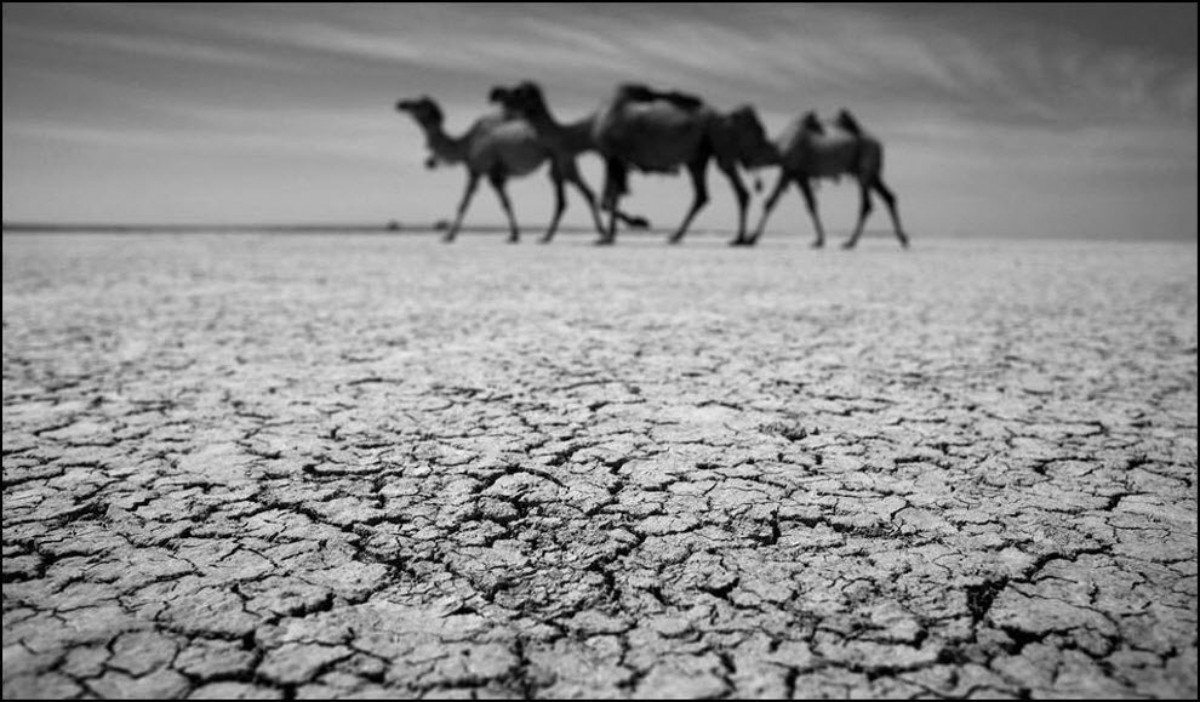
3;3;1197;698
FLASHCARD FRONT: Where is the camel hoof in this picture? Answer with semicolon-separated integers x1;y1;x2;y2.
594;237;615;246
442;235;456;244
627;216;650;229
811;241;824;249
729;238;750;247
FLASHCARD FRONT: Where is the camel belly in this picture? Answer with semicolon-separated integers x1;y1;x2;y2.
470;124;547;177
808;156;856;178
783;135;860;177
492;143;546;176
603;129;703;170
627;146;694;172
595;104;706;171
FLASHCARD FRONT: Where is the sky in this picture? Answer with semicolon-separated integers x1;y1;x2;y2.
2;2;1197;240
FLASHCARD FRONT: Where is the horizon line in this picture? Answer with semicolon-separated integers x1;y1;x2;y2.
1;221;617;235
2;222;1197;244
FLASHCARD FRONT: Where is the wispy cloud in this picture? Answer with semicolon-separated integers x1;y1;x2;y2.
4;118;398;165
3;3;1194;237
23;3;1185;130
2;21;295;72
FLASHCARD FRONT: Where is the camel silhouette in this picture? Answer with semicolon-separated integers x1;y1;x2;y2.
396;96;539;242
748;109;909;249
484;85;650;242
495;82;775;245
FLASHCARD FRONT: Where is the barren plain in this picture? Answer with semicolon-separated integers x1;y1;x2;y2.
3;231;1197;698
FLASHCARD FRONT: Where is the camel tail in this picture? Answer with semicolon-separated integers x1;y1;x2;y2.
870;140;885;179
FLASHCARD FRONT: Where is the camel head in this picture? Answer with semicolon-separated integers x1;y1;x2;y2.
724;105;778;171
487;85;519;119
488;86;510;104
490;80;550;121
396;97;445;169
396;96;443;128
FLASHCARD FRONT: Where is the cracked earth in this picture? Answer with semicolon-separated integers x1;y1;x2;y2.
3;232;1197;699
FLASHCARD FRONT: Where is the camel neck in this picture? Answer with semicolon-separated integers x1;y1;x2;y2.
417;121;468;164
560;115;596;155
525;107;565;140
525;108;596;157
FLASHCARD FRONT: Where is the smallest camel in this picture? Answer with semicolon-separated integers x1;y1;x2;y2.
749;109;909;249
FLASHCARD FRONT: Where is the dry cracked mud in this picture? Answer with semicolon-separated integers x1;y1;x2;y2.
3;232;1197;699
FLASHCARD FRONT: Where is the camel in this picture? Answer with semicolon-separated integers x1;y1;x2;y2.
396;96;538;242
747;109;909;249
396;96;642;243
471;84;655;242
492;81;776;245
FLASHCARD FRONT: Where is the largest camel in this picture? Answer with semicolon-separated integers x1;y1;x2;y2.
491;81;776;245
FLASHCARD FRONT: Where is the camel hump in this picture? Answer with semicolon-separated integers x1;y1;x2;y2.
617;83;704;111
800;111;825;135
835;109;864;136
461;111;509;141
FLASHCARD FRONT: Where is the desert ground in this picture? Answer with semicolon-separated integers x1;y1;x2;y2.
3;230;1196;698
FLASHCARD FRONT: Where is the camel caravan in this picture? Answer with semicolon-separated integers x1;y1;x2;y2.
396;81;910;249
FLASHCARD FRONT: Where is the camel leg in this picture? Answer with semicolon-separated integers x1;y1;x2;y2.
445;172;481;243
570;175;606;236
567;170;649;234
488;172;520;243
598;197;651;229
796;178;826;248
668;159;710;244
748;171;791;245
872;179;909;248
598;158;625;245
613;208;650;229
717;161;751;246
542;167;567;244
562;166;606;236
843;178;874;249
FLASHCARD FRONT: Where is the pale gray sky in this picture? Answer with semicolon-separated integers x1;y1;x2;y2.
2;3;1196;240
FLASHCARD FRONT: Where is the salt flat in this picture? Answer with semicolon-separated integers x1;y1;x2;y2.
3;231;1196;698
